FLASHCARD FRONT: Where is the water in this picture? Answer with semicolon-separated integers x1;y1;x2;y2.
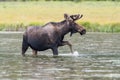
0;32;120;80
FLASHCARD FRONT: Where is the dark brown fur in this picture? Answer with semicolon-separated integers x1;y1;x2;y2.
22;14;86;56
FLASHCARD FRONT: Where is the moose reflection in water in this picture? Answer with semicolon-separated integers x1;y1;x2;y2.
21;14;86;56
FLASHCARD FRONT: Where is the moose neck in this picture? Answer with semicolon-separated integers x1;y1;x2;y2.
57;20;71;37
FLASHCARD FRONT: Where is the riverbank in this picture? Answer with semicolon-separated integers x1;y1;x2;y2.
0;22;120;32
0;1;120;32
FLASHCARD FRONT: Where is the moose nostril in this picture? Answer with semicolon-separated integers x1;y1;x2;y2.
80;29;86;35
82;29;86;34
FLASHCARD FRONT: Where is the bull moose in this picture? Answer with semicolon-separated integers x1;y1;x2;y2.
22;14;86;56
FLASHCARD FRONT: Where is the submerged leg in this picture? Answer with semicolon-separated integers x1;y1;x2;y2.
32;49;38;57
52;47;58;56
61;41;73;54
22;41;29;57
21;34;29;57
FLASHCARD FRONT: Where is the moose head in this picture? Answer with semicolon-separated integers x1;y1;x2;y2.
64;14;86;36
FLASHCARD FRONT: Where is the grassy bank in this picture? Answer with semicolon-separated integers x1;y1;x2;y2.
0;1;120;32
0;22;120;32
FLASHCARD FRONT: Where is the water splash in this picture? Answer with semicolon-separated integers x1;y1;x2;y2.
72;51;79;56
59;51;79;57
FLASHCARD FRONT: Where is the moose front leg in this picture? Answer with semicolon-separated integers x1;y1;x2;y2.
52;47;58;56
61;41;73;54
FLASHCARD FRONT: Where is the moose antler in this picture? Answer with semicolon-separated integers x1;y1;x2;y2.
70;14;83;21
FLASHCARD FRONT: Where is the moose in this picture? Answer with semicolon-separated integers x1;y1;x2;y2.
22;14;86;56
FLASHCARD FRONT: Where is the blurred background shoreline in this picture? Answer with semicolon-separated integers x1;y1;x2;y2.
0;0;120;32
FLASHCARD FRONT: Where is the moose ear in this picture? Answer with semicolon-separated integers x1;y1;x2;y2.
64;13;68;19
64;13;73;22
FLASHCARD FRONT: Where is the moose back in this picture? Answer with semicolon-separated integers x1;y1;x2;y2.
22;14;86;56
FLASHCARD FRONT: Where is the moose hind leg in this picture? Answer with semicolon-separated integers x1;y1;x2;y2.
22;42;29;56
32;49;38;57
22;37;29;57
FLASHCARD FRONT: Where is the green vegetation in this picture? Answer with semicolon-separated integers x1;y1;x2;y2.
0;0;120;1
81;22;120;32
0;22;120;32
0;1;120;32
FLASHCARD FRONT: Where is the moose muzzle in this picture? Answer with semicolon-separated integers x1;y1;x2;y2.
80;29;86;35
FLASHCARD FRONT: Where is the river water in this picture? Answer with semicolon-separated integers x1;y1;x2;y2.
0;32;120;80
